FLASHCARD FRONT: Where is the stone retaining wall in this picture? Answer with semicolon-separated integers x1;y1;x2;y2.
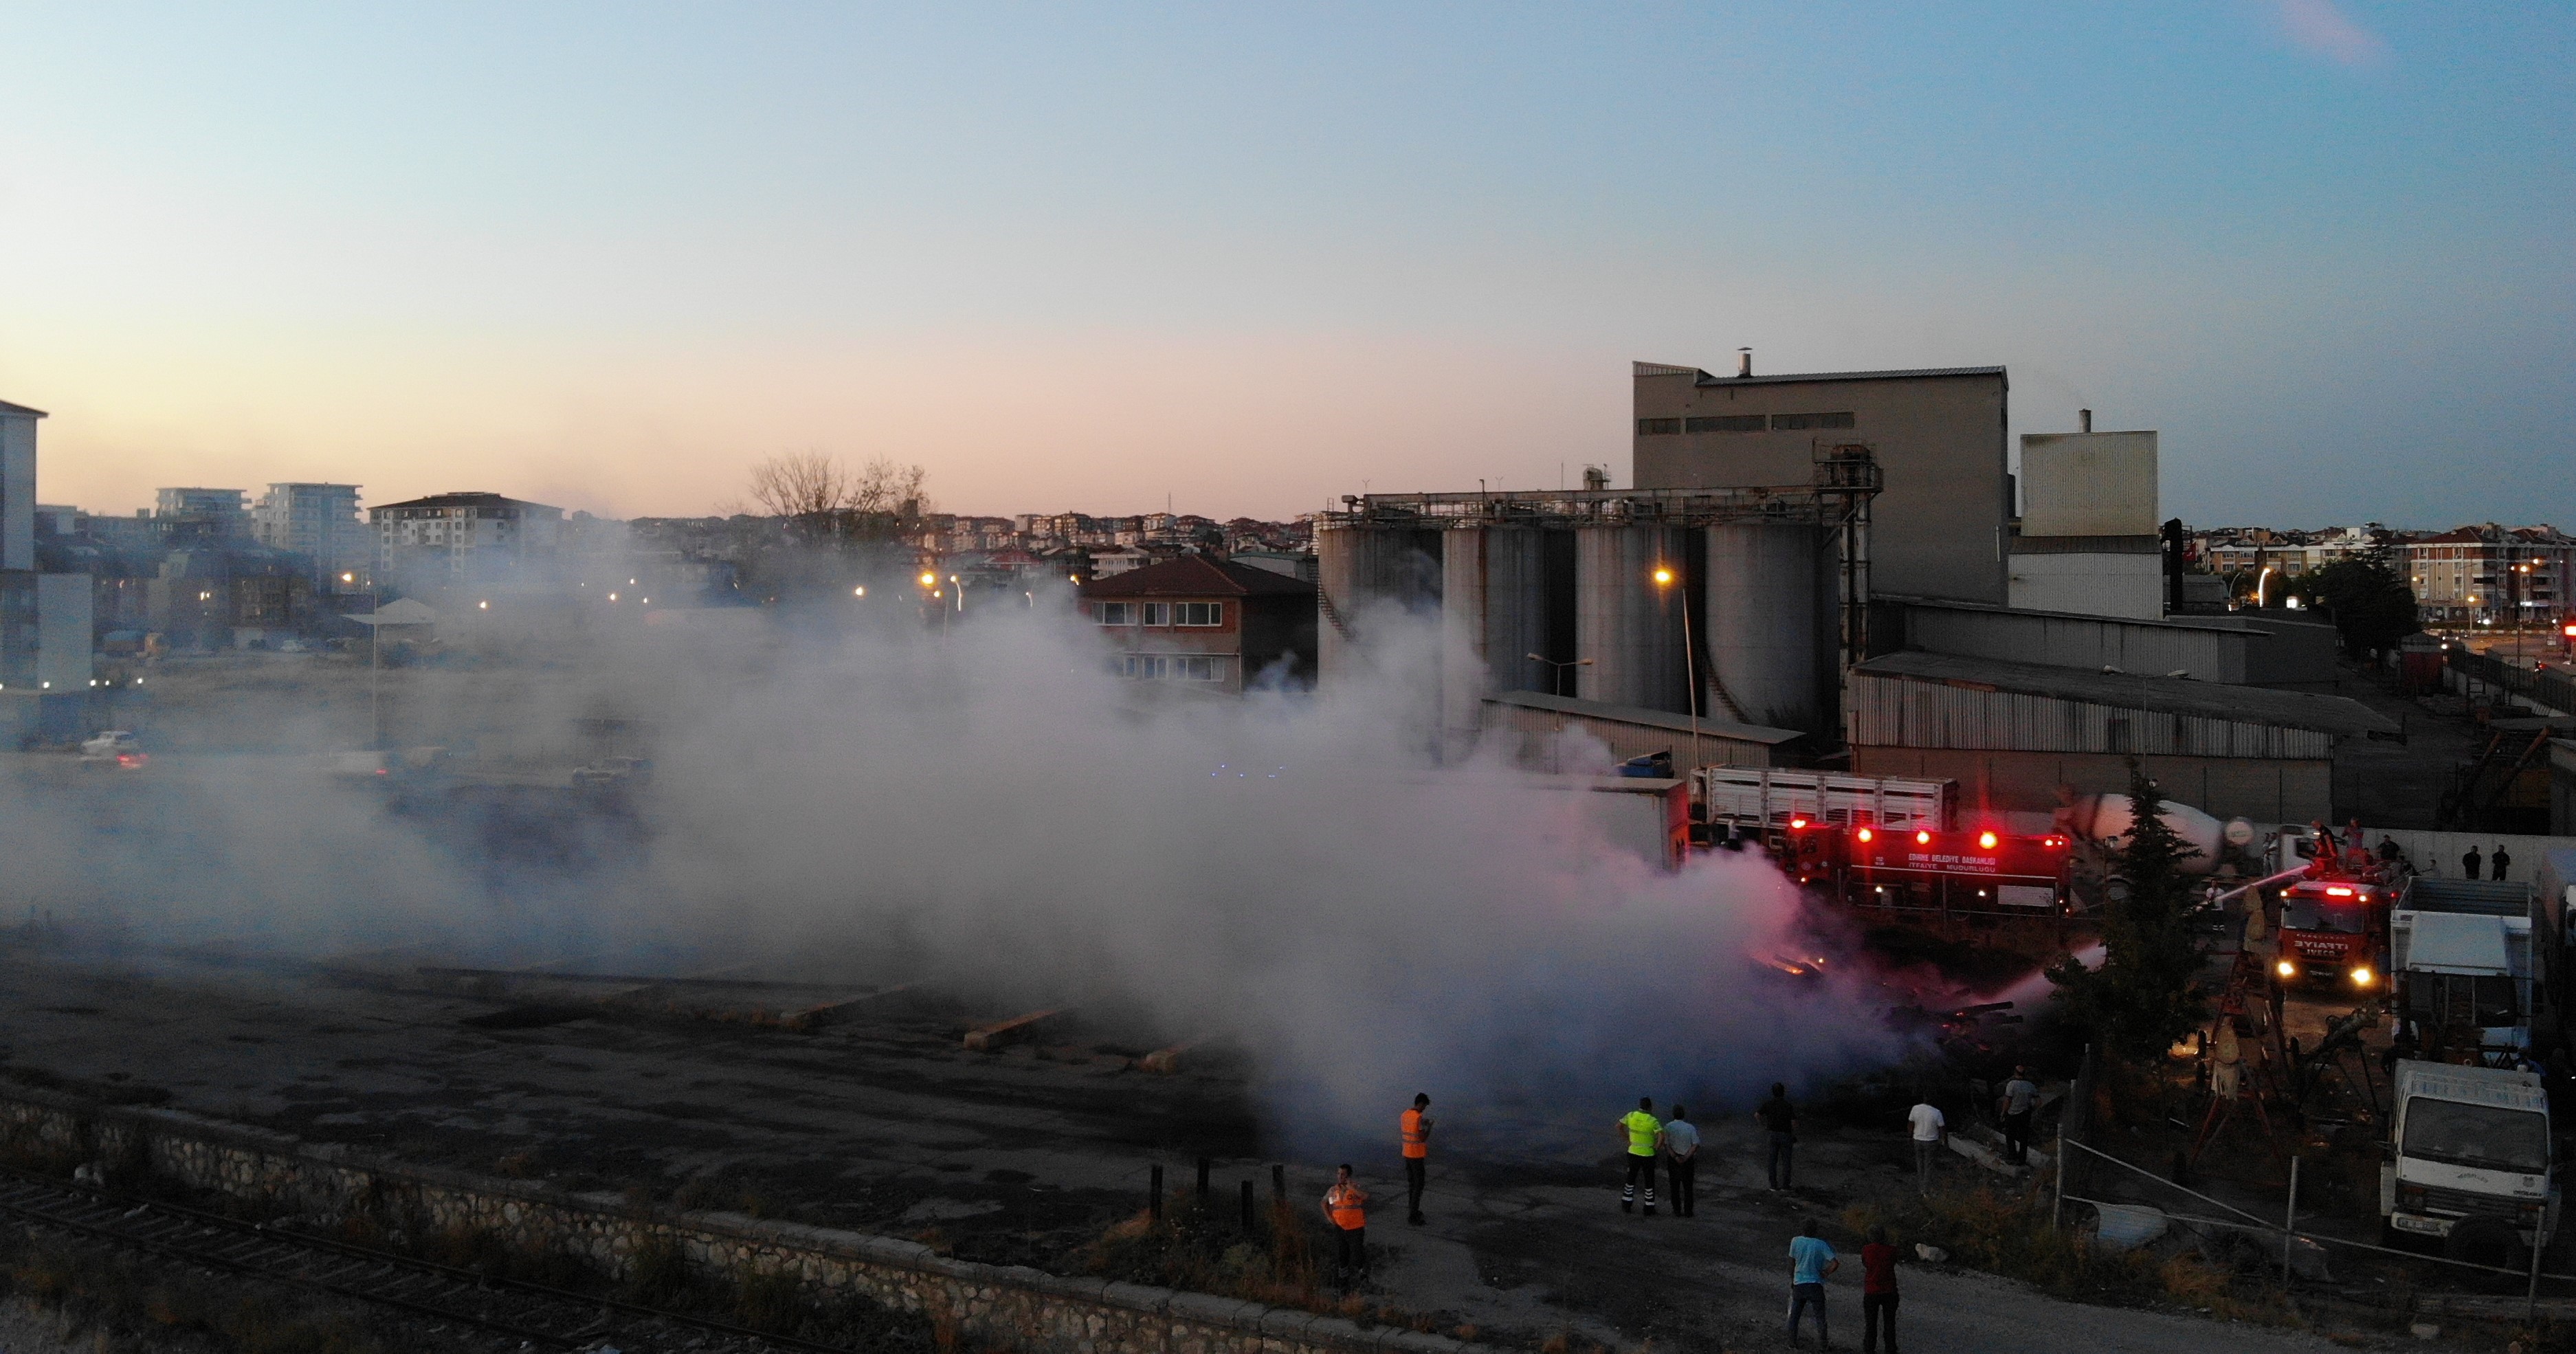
0;1090;1456;1354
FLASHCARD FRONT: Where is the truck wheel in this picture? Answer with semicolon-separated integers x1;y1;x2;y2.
2445;1216;2528;1273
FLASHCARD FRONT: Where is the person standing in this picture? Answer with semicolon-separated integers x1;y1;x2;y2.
1661;1105;1699;1219
1998;1067;2039;1167
2494;845;2512;880
1758;1083;1797;1191
2464;844;2483;880
1399;1093;1432;1225
1786;1218;1839;1349
1617;1098;1662;1214
1321;1165;1369;1287
1906;1094;1946;1195
1860;1224;1900;1354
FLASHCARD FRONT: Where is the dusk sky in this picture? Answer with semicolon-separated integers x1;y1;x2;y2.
0;2;2566;527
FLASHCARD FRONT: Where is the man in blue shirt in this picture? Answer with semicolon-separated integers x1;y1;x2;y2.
1787;1219;1839;1349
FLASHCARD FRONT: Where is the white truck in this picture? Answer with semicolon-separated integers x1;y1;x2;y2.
2390;876;2542;1064
1689;767;1954;845
2382;1059;2557;1266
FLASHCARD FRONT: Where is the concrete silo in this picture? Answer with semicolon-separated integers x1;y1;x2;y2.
1575;524;1692;712
1315;518;1443;686
1439;524;1555;756
1704;520;1841;733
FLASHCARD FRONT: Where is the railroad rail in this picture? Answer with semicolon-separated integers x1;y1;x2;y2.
0;1163;880;1352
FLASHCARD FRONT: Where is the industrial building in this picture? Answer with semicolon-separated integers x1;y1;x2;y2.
1320;446;1881;762
1845;650;2395;823
2009;411;2162;619
1632;357;2008;606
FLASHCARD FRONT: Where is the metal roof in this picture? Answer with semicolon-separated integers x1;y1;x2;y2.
0;399;48;418
1483;689;1807;745
1852;650;2397;737
1630;364;2008;390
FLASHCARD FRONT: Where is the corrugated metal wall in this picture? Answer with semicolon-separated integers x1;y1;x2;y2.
1845;672;2335;759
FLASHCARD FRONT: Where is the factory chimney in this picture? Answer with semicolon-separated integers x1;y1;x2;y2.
1737;348;1753;378
2079;408;2092;434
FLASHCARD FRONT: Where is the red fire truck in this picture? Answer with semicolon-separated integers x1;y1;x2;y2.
1781;821;2075;915
2272;824;2401;991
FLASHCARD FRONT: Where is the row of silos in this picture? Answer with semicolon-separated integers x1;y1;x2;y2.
1318;515;1843;748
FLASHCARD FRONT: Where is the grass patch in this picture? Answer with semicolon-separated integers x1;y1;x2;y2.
1843;1179;2302;1327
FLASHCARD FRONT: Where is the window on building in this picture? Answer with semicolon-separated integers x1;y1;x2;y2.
1769;412;1857;430
1176;601;1222;626
1685;415;1768;434
1142;602;1172;626
1096;601;1133;625
1635;418;1683;435
1177;656;1223;681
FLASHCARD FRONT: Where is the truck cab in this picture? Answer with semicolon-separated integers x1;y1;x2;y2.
2384;1060;2556;1264
2276;878;2391;990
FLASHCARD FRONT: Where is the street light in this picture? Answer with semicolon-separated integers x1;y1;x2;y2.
1525;653;1592;698
1654;565;1704;768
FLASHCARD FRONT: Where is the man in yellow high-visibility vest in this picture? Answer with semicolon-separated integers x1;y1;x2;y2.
1618;1097;1663;1215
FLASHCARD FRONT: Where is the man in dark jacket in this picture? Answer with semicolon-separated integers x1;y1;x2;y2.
1758;1083;1797;1190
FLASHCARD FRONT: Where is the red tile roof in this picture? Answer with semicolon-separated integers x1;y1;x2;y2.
1078;555;1315;599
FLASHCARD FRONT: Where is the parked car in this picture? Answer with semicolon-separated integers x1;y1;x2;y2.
78;731;147;769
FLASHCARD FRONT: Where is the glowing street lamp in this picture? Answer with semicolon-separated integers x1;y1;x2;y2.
1652;564;1703;760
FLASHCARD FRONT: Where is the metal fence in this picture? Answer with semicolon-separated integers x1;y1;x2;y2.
2450;647;2576;715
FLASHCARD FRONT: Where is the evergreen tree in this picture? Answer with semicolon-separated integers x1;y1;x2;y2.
2050;762;2208;1063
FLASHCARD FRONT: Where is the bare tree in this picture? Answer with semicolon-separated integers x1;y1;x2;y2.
747;452;849;517
847;456;929;516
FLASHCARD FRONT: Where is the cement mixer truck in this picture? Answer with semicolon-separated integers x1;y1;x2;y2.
2054;792;2256;876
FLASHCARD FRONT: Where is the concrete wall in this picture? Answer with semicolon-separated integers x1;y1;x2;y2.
2006;552;2162;620
2017;431;2157;536
1633;368;2008;606
35;573;91;690
1852;745;2333;823
0;1089;1461;1354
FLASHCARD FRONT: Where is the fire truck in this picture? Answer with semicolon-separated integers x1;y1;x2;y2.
1781;821;2076;916
2272;823;2403;992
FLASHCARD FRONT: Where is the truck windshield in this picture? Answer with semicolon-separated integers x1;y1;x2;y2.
2283;897;2368;933
2404;1100;2549;1174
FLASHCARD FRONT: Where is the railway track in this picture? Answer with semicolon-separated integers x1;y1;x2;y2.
0;1164;888;1352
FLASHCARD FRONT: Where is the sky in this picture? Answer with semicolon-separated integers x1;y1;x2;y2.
0;1;2566;528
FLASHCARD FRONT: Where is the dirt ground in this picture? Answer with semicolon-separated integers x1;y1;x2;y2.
0;936;2422;1353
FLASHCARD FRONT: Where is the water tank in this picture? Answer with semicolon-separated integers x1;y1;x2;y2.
1575;524;1690;712
1705;521;1838;733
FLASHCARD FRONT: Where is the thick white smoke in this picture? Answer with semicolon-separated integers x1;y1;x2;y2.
7;595;1907;1157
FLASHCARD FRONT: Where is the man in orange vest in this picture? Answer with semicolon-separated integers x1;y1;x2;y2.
1322;1164;1370;1287
1399;1093;1434;1225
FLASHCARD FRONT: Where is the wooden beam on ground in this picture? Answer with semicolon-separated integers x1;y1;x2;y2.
964;1008;1069;1052
1137;1039;1202;1074
784;981;929;1031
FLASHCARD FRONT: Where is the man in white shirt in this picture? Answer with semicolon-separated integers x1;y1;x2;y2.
1906;1096;1946;1195
1660;1105;1700;1218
